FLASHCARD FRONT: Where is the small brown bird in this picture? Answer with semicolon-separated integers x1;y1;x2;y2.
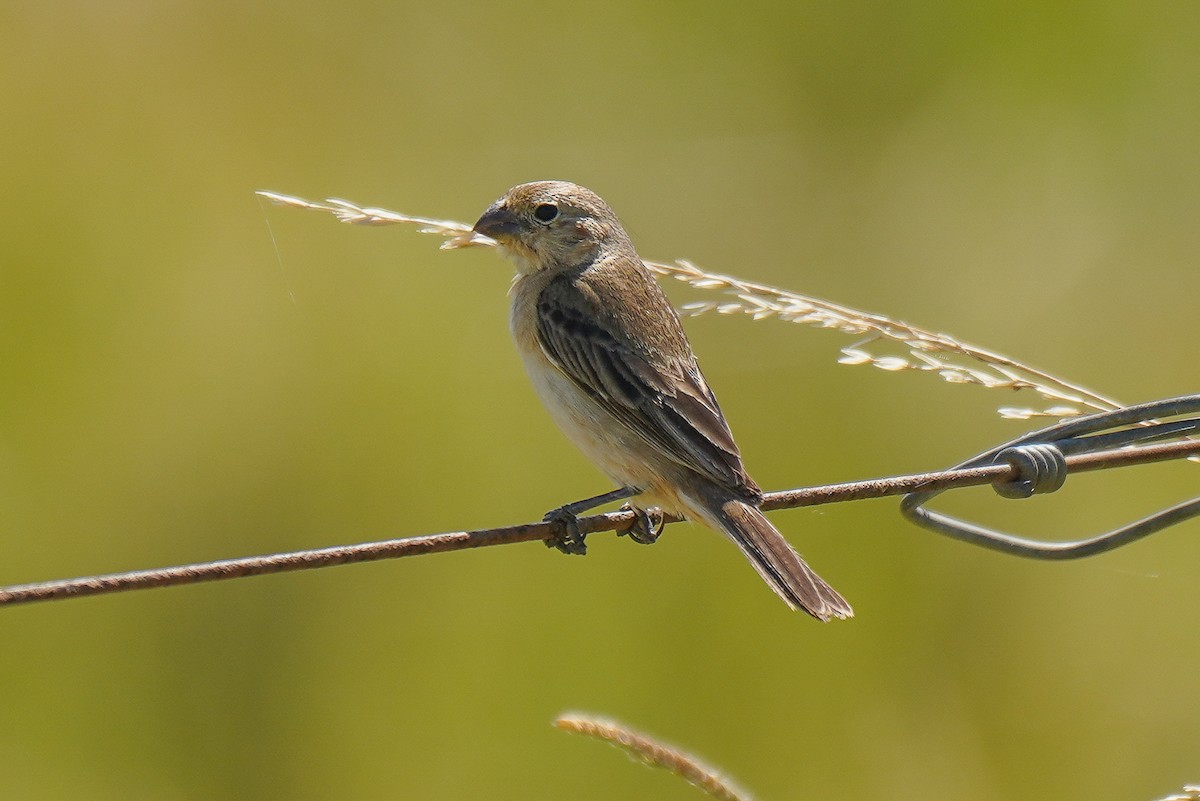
472;181;852;620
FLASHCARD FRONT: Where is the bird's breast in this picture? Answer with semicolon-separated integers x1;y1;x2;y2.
508;274;682;508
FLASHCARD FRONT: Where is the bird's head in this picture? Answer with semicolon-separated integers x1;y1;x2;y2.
472;181;630;274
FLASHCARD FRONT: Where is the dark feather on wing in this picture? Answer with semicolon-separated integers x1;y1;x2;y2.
535;266;760;499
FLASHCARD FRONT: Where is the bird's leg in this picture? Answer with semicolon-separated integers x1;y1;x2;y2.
617;505;666;545
543;486;641;555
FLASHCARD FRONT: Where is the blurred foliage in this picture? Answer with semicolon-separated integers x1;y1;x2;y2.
1;1;1197;800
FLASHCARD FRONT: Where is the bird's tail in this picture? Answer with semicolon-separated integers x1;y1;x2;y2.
688;494;853;621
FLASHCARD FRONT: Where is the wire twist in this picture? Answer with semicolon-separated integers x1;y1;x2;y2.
993;444;1068;499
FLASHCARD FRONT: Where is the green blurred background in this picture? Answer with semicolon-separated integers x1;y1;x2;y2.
1;1;1197;799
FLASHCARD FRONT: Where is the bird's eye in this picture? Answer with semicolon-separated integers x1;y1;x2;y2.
533;203;559;223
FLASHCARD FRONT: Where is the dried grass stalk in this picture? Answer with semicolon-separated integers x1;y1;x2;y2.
257;190;1122;419
555;714;755;801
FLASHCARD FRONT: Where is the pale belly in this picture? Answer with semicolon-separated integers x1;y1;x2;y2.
510;281;689;515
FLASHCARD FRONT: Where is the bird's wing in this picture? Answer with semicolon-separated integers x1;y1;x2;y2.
535;271;756;495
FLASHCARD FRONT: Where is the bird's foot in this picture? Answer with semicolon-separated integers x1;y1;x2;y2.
617;505;665;545
543;506;588;555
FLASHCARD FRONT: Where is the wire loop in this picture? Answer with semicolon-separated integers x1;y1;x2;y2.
901;395;1200;559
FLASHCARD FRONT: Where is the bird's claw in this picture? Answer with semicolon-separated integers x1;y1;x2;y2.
543;507;588;555
618;505;665;545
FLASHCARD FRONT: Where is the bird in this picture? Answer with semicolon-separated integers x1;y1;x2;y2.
470;180;852;620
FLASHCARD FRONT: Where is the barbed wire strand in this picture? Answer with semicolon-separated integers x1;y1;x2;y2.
1;437;1195;609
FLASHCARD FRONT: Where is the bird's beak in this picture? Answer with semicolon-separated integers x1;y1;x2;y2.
472;203;520;241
